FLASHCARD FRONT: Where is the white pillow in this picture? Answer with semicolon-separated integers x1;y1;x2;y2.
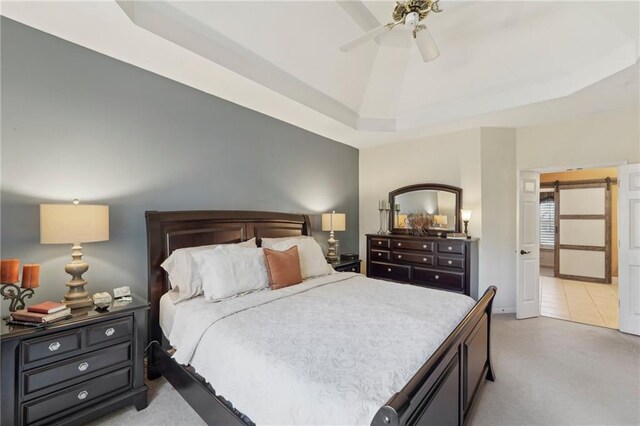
191;245;269;302
161;238;256;303
261;236;332;279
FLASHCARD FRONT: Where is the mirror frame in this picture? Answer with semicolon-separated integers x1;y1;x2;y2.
389;183;463;234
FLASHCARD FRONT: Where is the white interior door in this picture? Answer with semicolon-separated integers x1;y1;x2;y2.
618;163;640;335
517;171;540;319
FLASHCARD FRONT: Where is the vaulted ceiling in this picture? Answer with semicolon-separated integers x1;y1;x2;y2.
2;1;639;148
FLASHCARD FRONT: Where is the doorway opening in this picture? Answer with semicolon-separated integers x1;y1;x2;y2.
538;167;618;329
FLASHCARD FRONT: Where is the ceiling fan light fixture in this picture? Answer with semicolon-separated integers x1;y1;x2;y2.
339;0;442;61
415;27;440;62
405;11;420;28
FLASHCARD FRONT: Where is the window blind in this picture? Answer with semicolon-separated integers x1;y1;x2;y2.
540;197;555;247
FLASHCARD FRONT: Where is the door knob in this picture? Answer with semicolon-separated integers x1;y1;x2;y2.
520;250;531;255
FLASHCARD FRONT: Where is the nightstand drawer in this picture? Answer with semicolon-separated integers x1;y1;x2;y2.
23;342;131;396
86;317;132;347
370;262;411;282
23;367;131;425
23;330;82;365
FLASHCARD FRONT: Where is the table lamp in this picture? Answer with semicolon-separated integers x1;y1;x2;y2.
461;209;472;238
40;200;109;308
321;211;346;262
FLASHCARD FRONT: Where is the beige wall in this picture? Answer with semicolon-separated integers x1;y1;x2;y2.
517;108;640;170
359;129;482;256
359;108;639;312
541;168;619;277
480;128;517;311
359;128;518;311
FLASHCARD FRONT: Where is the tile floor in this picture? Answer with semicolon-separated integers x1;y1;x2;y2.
540;275;619;329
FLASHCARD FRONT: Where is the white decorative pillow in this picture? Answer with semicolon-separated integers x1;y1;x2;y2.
261;236;332;279
161;238;257;303
191;245;269;302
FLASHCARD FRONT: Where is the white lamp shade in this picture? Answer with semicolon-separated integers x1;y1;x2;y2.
40;204;109;244
461;209;472;221
321;212;346;232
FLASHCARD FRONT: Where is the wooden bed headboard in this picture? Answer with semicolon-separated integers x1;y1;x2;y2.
145;210;312;344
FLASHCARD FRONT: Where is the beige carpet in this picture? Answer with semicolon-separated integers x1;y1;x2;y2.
92;314;640;426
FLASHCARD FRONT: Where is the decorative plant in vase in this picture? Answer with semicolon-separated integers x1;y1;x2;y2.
406;212;433;236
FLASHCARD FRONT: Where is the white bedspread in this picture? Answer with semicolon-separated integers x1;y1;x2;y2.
166;273;476;425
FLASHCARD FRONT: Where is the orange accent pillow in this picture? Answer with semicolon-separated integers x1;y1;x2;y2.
263;246;303;290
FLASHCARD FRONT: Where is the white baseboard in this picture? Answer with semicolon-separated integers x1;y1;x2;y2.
492;307;516;314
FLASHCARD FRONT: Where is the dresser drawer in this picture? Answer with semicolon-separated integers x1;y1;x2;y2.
437;242;465;255
437;256;465;270
23;330;82;365
370;237;390;249
371;249;391;261
23;367;131;425
86;317;132;348
23;343;131;396
392;251;434;266
391;240;434;252
413;267;465;292
370;262;411;282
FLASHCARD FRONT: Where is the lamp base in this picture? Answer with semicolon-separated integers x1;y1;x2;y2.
61;243;94;310
326;232;338;262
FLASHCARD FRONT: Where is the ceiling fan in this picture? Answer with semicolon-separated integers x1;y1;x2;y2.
340;0;443;62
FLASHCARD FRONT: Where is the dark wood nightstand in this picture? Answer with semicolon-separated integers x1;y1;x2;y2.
1;294;149;426
330;259;362;273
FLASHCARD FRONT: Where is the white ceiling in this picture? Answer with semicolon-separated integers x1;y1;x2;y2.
2;1;639;148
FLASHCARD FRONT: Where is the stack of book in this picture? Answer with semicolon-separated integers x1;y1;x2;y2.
11;301;71;324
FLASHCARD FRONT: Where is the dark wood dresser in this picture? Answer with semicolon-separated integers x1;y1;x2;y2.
1;295;148;426
366;234;479;299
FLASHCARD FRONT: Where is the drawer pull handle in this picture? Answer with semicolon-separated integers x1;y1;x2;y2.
378;253;382;257
105;327;115;337
397;255;402;259
423;258;427;262
351;268;356;271
387;268;392;272
423;244;427;249
448;260;453;265
78;362;89;372
397;243;402;247
435;275;440;279
448;246;453;251
377;241;382;245
77;390;89;400
48;342;61;352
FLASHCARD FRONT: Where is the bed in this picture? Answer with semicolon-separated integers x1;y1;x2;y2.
146;210;496;426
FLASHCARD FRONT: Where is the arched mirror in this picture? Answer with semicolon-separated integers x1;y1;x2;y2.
389;184;463;235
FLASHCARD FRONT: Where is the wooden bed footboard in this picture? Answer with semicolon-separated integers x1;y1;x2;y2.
371;286;497;426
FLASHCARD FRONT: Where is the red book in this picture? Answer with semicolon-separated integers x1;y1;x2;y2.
27;301;67;314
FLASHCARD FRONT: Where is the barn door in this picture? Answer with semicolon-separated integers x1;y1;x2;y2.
618;164;640;335
555;179;612;283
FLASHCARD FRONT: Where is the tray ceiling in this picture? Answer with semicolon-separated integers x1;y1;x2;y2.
2;1;638;148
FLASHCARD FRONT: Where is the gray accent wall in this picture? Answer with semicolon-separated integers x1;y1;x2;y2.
0;18;359;309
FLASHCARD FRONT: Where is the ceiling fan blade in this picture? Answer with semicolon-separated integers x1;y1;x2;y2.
340;23;395;52
414;27;440;62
